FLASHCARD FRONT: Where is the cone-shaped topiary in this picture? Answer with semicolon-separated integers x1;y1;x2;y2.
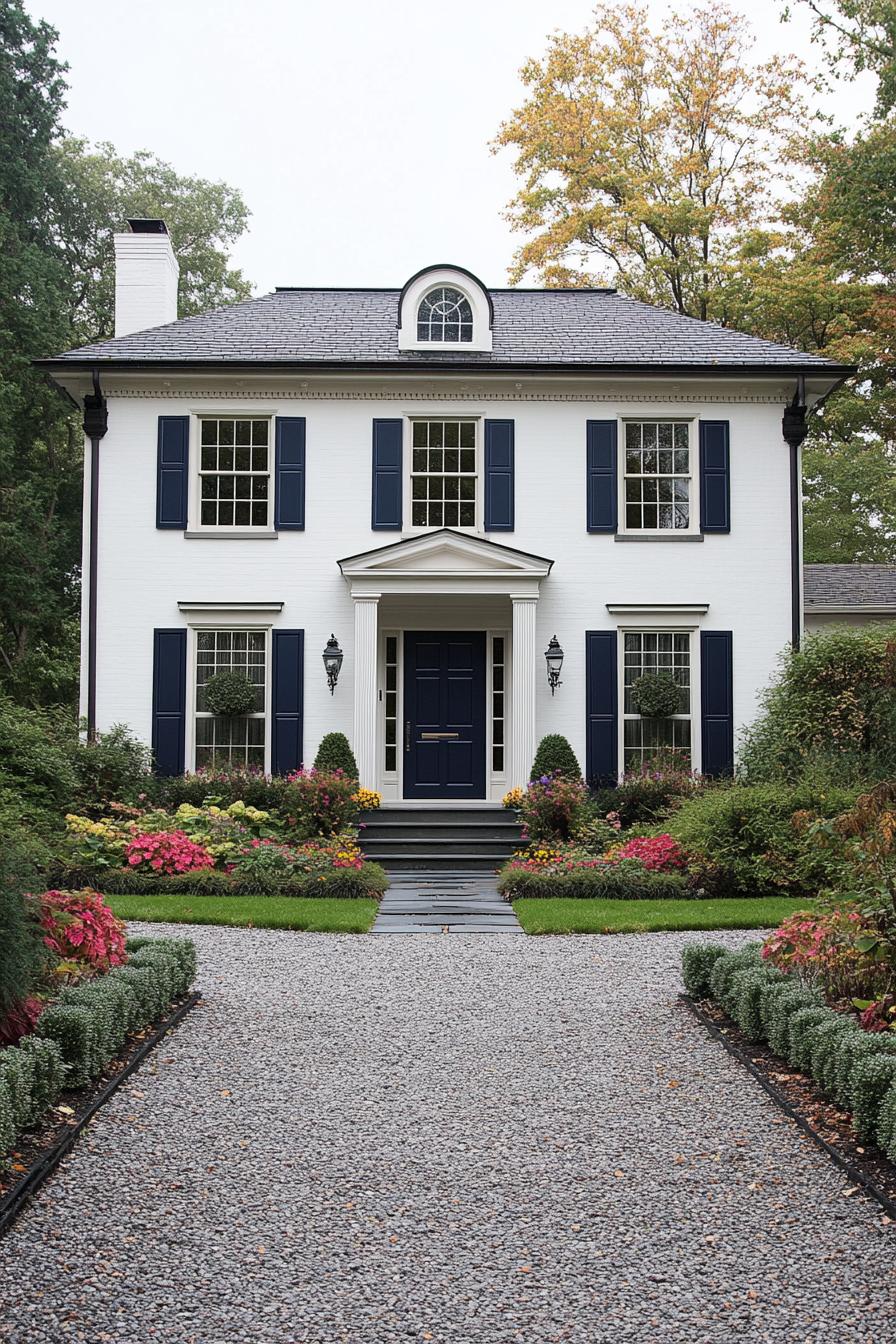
530;734;582;781
313;732;359;780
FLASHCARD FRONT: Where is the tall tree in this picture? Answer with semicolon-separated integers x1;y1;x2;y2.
0;1;80;705
53;140;252;346
494;2;808;318
788;0;896;114
0;2;253;707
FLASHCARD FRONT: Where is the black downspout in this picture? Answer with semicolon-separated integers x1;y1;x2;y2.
82;370;108;741
782;375;808;653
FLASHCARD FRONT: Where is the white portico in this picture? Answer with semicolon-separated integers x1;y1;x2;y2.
338;530;553;800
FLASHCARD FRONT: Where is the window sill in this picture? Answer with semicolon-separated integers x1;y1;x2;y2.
614;533;704;543
184;531;279;540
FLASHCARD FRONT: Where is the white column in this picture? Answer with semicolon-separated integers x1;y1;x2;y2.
353;596;379;790
511;596;538;789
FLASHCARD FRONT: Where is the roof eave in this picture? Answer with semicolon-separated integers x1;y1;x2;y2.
32;357;857;378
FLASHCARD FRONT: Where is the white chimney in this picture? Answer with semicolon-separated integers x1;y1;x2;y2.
113;219;179;337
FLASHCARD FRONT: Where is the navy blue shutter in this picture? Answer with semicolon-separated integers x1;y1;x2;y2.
585;630;618;786
701;630;734;777
275;417;306;530
484;419;515;531
271;630;304;775
152;629;187;775
372;420;403;530
699;421;730;533
586;421;618;532
156;417;189;529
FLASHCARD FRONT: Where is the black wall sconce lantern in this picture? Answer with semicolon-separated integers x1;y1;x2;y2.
545;635;564;695
322;634;343;695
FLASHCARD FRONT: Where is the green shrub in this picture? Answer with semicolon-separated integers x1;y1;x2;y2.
731;965;788;1041
73;723;154;810
530;735;582;781
312;733;359;779
786;1006;836;1071
833;1031;896;1110
681;944;727;998
707;945;762;1017
157;769;301;814
757;979;820;1053
665;782;858;898
37;938;196;1087
591;773;697;828
0;1076;15;1153
850;1055;896;1143
0;696;79;813
807;1016;862;1096
496;866;688;901
126;936;197;989
876;1082;896;1160
0;837;50;1022
740;623;896;785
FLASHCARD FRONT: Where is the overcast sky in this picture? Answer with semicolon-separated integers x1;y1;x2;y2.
31;0;875;294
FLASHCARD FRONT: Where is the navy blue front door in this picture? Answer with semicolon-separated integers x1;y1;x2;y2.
403;631;487;799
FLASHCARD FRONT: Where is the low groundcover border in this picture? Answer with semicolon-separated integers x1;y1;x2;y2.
0;990;201;1239
681;994;896;1223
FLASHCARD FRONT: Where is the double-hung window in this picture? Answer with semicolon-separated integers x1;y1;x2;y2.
622;631;691;771
199;418;271;529
623;421;692;532
195;630;267;768
411;419;477;528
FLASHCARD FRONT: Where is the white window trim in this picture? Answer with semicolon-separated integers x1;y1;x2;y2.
618;416;699;537
398;267;492;352
405;415;482;535
187;623;272;773
188;412;275;535
616;626;701;778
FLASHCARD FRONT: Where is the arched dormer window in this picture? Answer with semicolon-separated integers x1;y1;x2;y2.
417;286;473;343
398;265;493;351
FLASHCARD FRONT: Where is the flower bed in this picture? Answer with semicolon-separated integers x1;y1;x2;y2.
497;830;691;900
61;783;385;898
100;863;388;900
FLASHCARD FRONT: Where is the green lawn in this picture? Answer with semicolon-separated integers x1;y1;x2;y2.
108;894;379;933
512;895;808;935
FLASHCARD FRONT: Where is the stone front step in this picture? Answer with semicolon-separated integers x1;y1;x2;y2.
359;806;523;874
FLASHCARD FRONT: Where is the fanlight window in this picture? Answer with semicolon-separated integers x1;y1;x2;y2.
416;287;474;343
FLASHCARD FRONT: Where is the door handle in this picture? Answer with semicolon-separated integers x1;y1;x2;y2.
420;732;460;740
405;720;410;753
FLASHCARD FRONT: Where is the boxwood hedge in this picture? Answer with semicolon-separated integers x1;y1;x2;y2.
92;865;388;900
685;945;896;1163
0;936;197;1156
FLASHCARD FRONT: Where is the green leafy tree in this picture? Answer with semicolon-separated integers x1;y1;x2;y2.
53;139;252;345
0;1;252;707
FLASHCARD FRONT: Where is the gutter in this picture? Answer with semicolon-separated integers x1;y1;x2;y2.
33;357;858;380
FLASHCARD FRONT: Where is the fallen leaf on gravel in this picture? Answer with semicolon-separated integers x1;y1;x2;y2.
667;1080;681;1089
518;1265;532;1273
842;1187;859;1197
56;1105;74;1116
219;1089;231;1098
614;1169;625;1178
747;1289;758;1300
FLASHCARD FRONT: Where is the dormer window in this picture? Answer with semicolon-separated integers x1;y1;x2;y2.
398;265;493;351
417;287;473;343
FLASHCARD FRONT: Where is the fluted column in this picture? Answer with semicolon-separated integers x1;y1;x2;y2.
511;596;538;789
353;596;379;790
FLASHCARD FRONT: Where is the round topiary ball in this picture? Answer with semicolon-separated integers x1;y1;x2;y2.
630;672;681;718
203;671;257;718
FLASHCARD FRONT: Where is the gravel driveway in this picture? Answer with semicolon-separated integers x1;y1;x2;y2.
0;925;894;1343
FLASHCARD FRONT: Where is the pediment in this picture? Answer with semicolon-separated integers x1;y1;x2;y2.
338;529;553;579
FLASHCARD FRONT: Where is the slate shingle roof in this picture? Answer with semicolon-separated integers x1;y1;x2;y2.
804;564;896;609
40;287;847;370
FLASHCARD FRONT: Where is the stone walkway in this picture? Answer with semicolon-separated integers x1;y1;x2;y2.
371;871;522;933
1;924;894;1343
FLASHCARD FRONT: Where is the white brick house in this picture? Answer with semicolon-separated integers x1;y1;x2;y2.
38;220;851;800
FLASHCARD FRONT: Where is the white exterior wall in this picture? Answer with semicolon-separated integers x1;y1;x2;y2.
82;375;795;787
